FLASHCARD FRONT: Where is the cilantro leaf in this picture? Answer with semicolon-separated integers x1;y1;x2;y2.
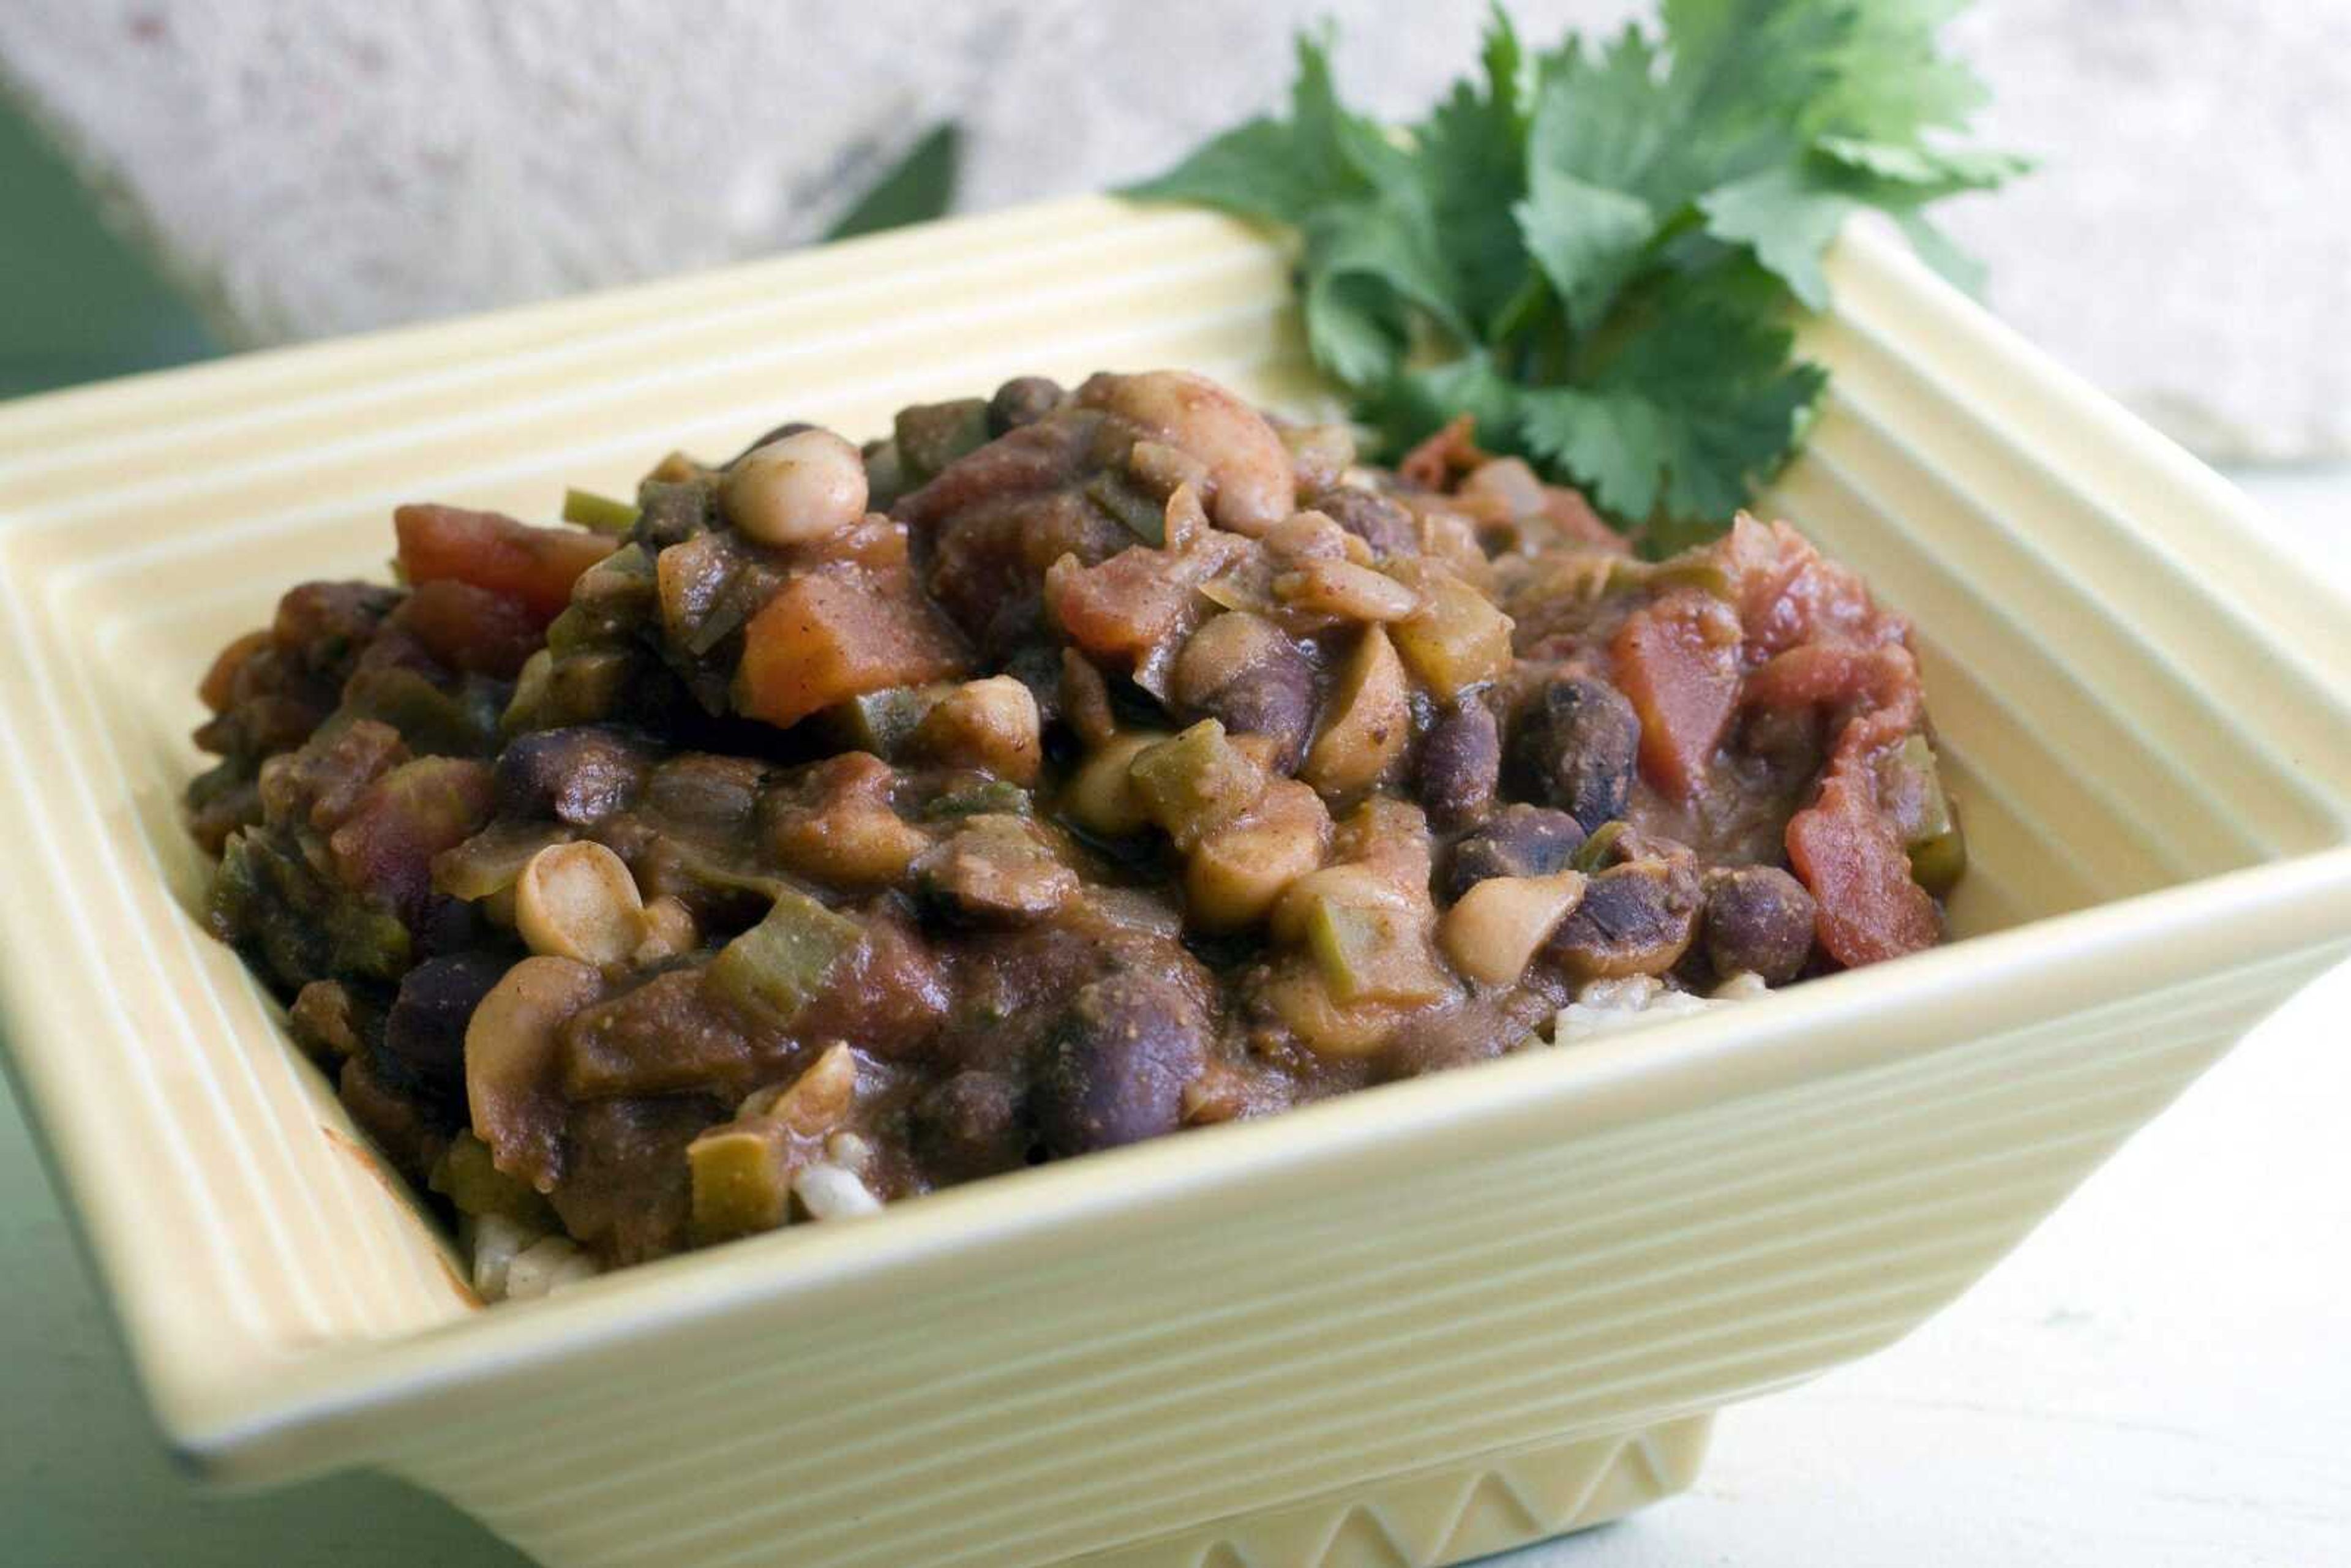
1125;1;2019;546
1518;265;1826;522
1118;116;1335;220
1408;7;1535;333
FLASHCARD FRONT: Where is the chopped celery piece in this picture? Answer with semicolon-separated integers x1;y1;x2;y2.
544;649;636;724
667;842;795;904
563;487;642;535
1083;471;1166;545
433;820;574;901
1301;895;1450;1005
708;888;862;1024
687;1122;793;1242
502;650;554;735
1570;820;1625;873
1388;561;1513;700
1128;720;1267;849
1894;735;1967;896
1304;898;1386;1004
544;604;601;658
923;777;1032;820
828;685;948;757
683;596;751;658
431;1131;557;1225
1605;555;1734;600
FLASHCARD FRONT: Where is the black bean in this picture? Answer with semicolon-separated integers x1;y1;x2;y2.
1036;974;1209;1155
1179;615;1318;773
1548;861;1701;980
1513;675;1640;833
1703;866;1817;984
913;1070;1030;1180
1309;488;1419;559
643;752;767;833
495;726;659;825
383;951;509;1092
1445;803;1586;901
724;421;816;468
1418;701;1500;828
988;375;1067;434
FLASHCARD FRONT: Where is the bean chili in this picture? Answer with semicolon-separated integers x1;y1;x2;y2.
186;369;1962;1285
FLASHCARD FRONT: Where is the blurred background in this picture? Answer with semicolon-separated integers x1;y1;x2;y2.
2;0;2347;467
2;4;2345;1566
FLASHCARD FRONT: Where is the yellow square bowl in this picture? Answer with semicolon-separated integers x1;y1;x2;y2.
2;196;2347;1568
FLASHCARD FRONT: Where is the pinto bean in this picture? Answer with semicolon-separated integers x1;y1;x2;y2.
1703;865;1817;984
1036;973;1210;1155
914;1070;1031;1179
1513;675;1640;833
1076;370;1296;535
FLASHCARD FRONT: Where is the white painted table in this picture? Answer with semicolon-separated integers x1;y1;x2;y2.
5;473;2346;1567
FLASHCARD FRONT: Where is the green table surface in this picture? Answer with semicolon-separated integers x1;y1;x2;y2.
0;1071;527;1567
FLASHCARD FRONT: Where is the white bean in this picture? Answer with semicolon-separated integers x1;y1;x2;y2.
723;427;869;546
792;1161;883;1221
514;841;645;966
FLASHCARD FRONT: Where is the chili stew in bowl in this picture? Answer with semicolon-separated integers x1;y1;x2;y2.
186;369;1961;1297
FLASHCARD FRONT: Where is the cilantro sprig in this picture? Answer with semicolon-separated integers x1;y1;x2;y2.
1125;1;2023;547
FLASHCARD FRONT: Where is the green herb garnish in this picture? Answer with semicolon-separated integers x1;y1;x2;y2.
1125;1;2023;546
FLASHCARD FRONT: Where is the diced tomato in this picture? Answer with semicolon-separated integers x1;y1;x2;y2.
329;756;496;921
1398;414;1485;490
1044;534;1248;688
1542;484;1632;555
1711;514;1906;658
1611;589;1743;800
392;579;542;678
735;568;969;730
393;504;614;625
1745;641;1924;738
1785;765;1940;967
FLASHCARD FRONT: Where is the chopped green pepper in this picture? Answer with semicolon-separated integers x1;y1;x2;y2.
893;399;992;484
562;487;642;535
707;888;862;1025
1570;820;1626;874
337;666;500;757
